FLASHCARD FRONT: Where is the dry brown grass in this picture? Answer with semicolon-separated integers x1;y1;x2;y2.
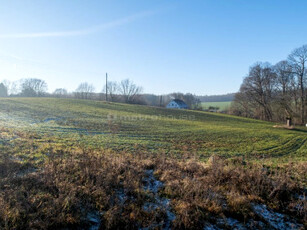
0;149;306;229
154;155;307;229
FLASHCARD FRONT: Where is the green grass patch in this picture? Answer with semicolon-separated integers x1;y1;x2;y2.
0;97;306;164
201;101;232;111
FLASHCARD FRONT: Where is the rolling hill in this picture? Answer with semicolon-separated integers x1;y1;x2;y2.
0;98;306;229
0;98;306;162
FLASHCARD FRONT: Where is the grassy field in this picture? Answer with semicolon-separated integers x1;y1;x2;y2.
0;98;306;229
201;101;232;111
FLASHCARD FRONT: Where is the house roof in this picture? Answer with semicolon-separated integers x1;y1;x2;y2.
171;99;188;107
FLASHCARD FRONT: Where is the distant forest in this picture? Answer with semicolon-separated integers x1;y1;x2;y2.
196;93;235;102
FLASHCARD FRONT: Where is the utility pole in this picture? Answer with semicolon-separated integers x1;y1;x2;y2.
160;95;162;107
106;73;108;101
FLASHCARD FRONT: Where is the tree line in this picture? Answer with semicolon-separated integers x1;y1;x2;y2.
0;78;201;109
0;78;143;103
0;79;47;97
231;44;307;125
198;93;235;102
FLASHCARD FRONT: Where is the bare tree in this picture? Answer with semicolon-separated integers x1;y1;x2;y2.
170;92;184;101
53;88;68;98
238;63;276;121
232;45;307;124
75;82;95;99
9;81;19;96
231;92;255;118
0;83;8;97
274;60;295;118
118;79;143;103
20;78;48;97
1;80;11;96
288;45;307;124
184;93;202;110
103;81;118;102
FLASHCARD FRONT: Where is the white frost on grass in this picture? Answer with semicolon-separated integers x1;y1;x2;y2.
142;169;176;230
86;210;102;230
253;204;302;230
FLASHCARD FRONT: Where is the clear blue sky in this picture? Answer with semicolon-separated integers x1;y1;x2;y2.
0;0;306;95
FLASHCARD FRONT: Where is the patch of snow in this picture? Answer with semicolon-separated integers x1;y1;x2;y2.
43;117;65;123
216;218;247;230
15;167;37;178
253;204;302;230
203;223;221;230
143;169;164;194
9;156;24;163
141;169;176;230
116;188;127;205
86;210;101;230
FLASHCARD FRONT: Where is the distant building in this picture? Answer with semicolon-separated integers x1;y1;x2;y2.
166;99;188;109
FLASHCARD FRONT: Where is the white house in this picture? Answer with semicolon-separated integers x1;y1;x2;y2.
166;99;188;109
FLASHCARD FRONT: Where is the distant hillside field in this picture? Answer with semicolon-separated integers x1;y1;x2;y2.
0;98;306;229
0;98;305;162
201;101;232;111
